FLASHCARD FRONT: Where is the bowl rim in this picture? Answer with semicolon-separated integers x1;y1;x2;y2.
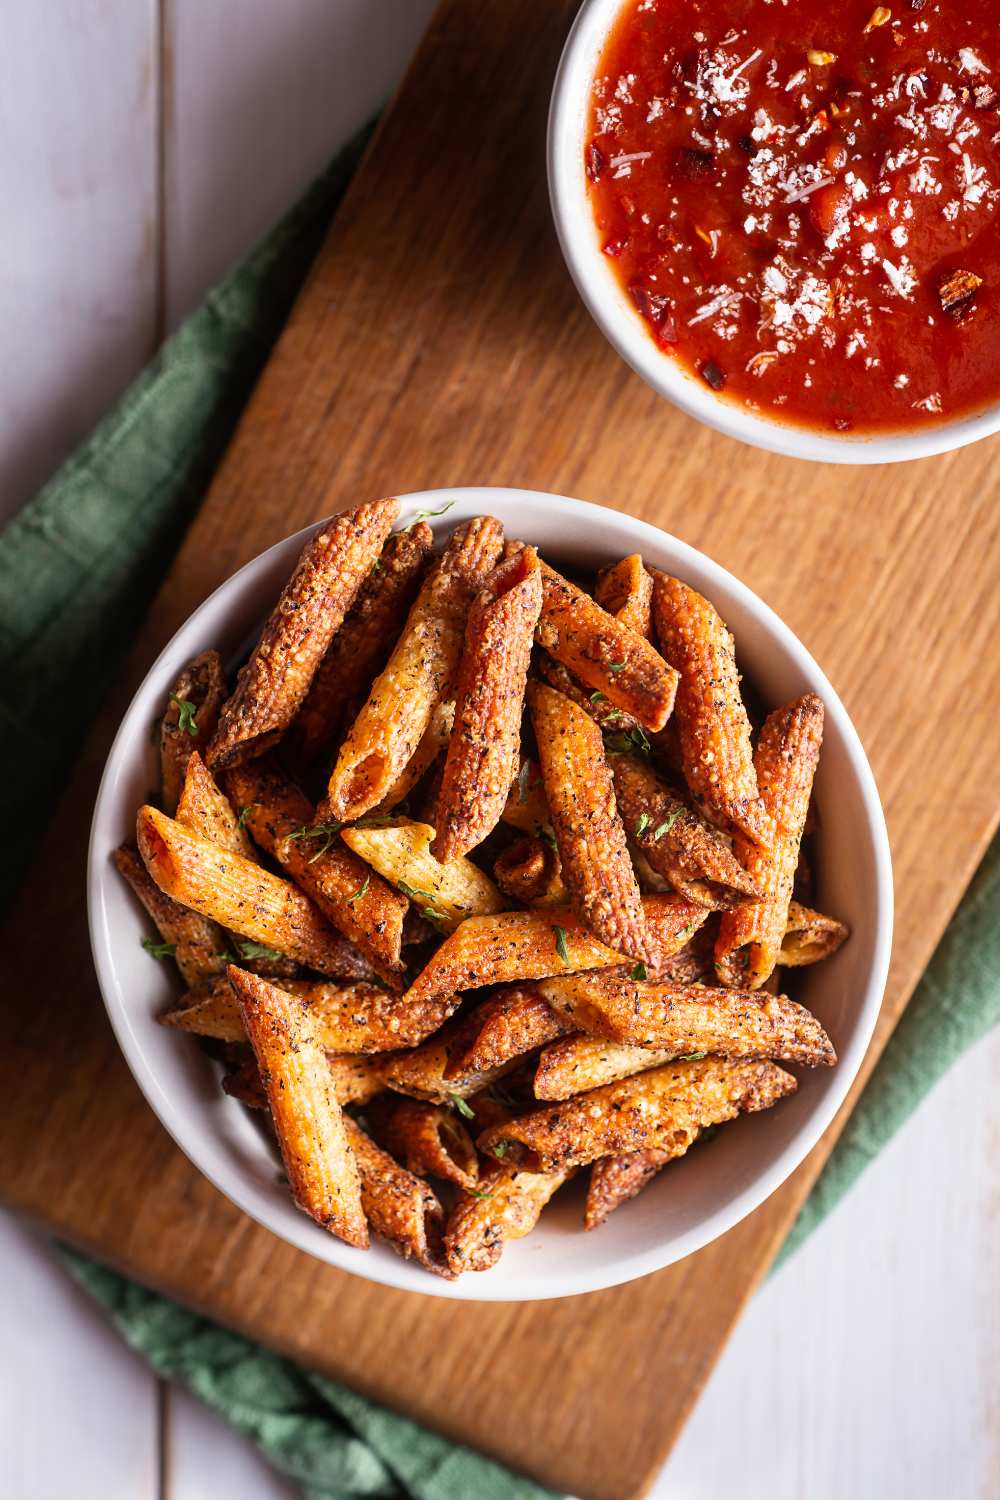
546;0;1000;467
88;485;893;1302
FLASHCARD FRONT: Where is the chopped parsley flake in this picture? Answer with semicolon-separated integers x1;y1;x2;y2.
553;925;569;962
630;962;648;981
634;813;650;837
653;810;681;840
347;875;370;905
169;694;199;736
404;500;455;529
141;937;176;959
449;1093;475;1119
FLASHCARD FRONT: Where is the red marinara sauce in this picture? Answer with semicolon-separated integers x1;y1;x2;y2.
586;0;1000;432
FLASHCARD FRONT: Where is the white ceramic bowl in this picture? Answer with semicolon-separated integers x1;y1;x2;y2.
88;486;892;1301
547;0;1000;465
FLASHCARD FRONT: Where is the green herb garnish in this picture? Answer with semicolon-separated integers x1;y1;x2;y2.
449;1093;475;1120
464;1185;494;1200
634;813;650;837
141;937;176;959
553;925;569;963
629;725;651;754
608;660;626;673
653;810;681;840
590;690;607;703
169;693;199;736
492;1140;510;1157
237;805;252;830
422;906;447;925
517;760;533;804
675;922;698;943
404;500;455;529
630;962;647;981
398;879;436;903
287;819;344;862
237;940;284;962
347;875;370;905
678;1051;707;1061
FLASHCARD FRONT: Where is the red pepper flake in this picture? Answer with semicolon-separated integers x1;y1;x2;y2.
586;143;605;183
602;238;627;258
699;360;726;391
629;283;679;345
938;268;983;323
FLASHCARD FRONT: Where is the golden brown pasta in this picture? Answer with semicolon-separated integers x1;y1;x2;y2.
535;969;835;1063
528;680;651;961
715;695;825;989
533;1036;680;1100
224;759;408;981
595;553;653;638
493;835;568;908
136;805;358;977
324;516;504;820
432;546;543;861
443;1160;573;1274
366;1096;479;1189
584;1148;682;1230
290;522;434;765
402;895;709;1005
228;967;368;1247
159;650;227;814
207;498;399;770
611;753;760;908
340;818;504;934
379;1018;519;1102
500;756;551;835
442;985;572;1080
780;901;850;967
651;570;773;847
534;560;678;731
160;974;456;1052
114;843;227;986
175;751;255;859
221;1045;386;1108
478;1057;797;1171
343;1117;451;1275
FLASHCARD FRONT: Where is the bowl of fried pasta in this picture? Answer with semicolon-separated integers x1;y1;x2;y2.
88;486;892;1300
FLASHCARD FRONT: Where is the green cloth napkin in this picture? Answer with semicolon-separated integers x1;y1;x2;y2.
2;134;997;1498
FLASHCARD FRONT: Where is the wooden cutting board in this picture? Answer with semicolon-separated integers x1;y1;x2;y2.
3;2;999;1496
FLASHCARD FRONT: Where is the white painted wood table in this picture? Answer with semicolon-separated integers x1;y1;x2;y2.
1;6;997;1498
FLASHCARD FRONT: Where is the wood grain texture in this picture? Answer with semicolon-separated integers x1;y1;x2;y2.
1;3;999;1498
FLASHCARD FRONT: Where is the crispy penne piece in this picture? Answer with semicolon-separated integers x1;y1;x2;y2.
493;836;569;908
343;1117;451;1275
402;895;708;1004
369;698;455;815
220;1046;385;1107
479;1057;797;1171
220;1050;269;1110
432;547;542;860
584;1149;682;1231
229;967;368;1247
780;901;850;967
224;759;407;980
500;756;551;835
160;974;456;1052
324;516;504;820
651;571;772;847
534;559;678;731
290;522;434;765
533;1036;680;1099
611;754;760;908
159;650;227;814
443;985;572;1080
379;1018;519;1102
529;681;651;961
175;751;255;859
340;818;504;934
443;1160;573;1274
594;553;653;638
136;805;356;977
536;969;835;1062
207;498;399;771
114;843;227;986
367;1096;479;1189
715;695;825;989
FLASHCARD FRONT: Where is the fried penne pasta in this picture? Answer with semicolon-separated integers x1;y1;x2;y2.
367;1096;479;1189
493;836;568;908
379;1019;518;1102
136;805;357;977
594;553;653;638
479;1057;797;1171
175;751;255;859
115;843;227;985
402;895;709;1004
584;1149;679;1230
160;974;456;1052
500;756;551;835
324;516;504;820
533;1036;680;1100
529;681;652;961
432;547;542;860
611;753;760;908
340;818;504;934
442;985;572;1080
159;650;227;814
715;695;825;989
443;1160;574;1275
652;571;772;847
225;759;407;980
536;969;835;1062
780;901;850;967
326;1053;388;1105
369;698;455;815
290;522;434;765
207;498;399;771
533;559;678;730
229;967;368;1247
343;1117;451;1275
220;1050;269;1110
